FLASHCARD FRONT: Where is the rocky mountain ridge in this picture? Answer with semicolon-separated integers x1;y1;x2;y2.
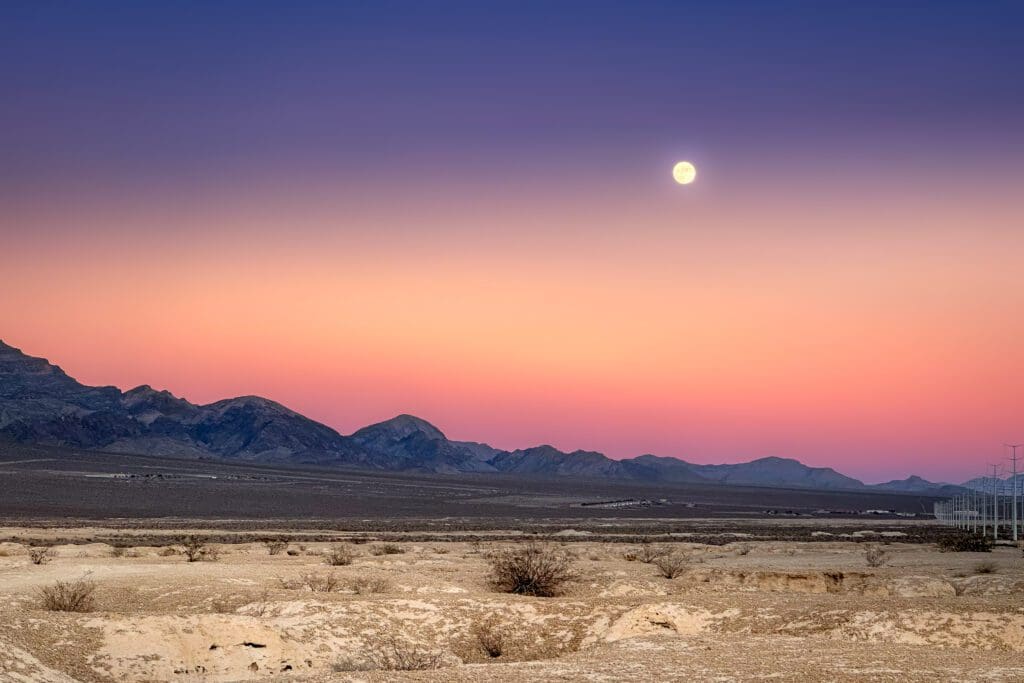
0;340;963;492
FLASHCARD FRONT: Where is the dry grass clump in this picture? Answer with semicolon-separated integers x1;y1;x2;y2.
348;576;391;594
333;633;444;672
653;553;688;579
369;543;405;556
637;543;669;564
28;547;53;565
182;536;219;562
372;634;445;671
38;578;96;612
471;621;509;658
291;572;340;592
263;539;288;555
734;543;752;556
489;542;575;597
326;544;356;566
973;561;997;574
864;545;888;568
109;545;127;558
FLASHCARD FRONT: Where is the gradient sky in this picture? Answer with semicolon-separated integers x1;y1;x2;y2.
2;1;1023;483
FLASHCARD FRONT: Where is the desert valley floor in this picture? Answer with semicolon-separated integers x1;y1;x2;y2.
1;521;1022;683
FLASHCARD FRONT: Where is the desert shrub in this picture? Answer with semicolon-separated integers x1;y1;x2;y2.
159;546;179;557
973;561;997;574
734;543;752;556
433;546;450;554
28;547;52;565
472;621;507;658
348;576;390;594
489;542;575;597
637;543;669;564
300;572;340;592
326;544;356;566
937;533;993;553
332;634;443;672
370;544;405;556
653;553;688;579
372;634;444;671
38;578;96;612
110;546;127;558
182;536;218;562
622;550;639;562
286;549;300;556
263;539;288;556
864;545;888;568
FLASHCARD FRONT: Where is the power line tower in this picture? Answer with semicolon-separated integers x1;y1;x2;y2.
989;463;1002;541
1007;444;1022;543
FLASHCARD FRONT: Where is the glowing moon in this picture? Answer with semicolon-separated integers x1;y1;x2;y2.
672;161;696;185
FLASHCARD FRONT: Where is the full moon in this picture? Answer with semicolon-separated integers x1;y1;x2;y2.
672;161;696;185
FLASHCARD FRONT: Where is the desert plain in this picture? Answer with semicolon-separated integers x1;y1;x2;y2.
1;520;1022;683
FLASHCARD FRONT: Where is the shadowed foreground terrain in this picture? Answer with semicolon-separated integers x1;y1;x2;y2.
1;529;1022;682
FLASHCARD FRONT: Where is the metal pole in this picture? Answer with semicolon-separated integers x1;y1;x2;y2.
990;464;1001;541
1007;444;1021;543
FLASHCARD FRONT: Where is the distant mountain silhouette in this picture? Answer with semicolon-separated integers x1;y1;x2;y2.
683;456;864;490
871;475;966;496
0;339;953;492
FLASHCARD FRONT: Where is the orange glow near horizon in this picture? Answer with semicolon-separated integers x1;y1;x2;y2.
3;167;1023;484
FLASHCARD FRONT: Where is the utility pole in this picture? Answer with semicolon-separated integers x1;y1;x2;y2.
989;464;1002;541
1007;444;1021;543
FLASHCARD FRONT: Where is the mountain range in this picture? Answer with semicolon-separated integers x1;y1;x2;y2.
0;340;966;494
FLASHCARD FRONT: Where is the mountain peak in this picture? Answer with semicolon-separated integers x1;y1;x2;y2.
353;414;446;441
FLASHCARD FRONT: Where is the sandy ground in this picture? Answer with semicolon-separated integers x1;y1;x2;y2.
0;528;1022;682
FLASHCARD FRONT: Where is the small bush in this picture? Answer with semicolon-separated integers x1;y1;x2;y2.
28;547;52;565
263;539;288;556
326;544;356;566
653;553;688;579
973;561;997;574
622;551;639;562
301;572;340;592
472;621;507;658
370;544;405;556
638;543;669;564
110;546;127;558
182;536;218;562
864;545;888;568
372;634;444;671
734;543;752;556
39;578;96;612
937;534;993;553
489;542;575;597
332;634;443;672
159;546;179;557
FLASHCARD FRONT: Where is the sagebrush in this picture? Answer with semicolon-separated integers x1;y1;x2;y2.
489;542;574;597
39;578;96;612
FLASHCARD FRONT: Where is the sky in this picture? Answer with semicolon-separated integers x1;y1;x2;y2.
2;1;1023;483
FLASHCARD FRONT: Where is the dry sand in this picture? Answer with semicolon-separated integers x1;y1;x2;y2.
1;527;1022;682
